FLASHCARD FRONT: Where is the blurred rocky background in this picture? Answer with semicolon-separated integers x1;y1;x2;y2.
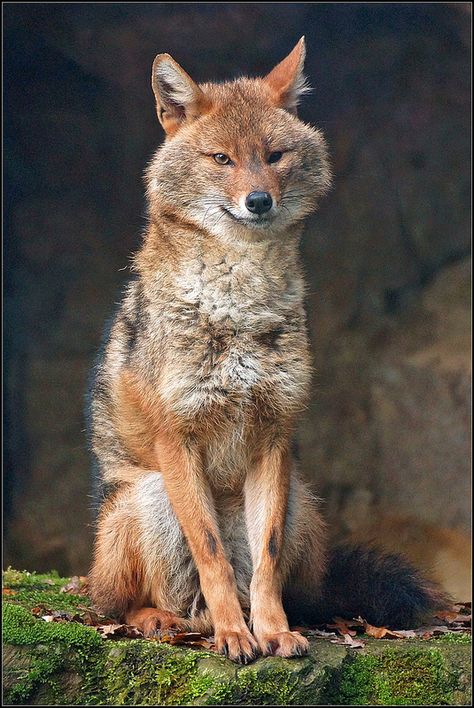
4;3;471;600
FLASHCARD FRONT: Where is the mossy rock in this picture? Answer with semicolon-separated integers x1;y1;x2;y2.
2;569;471;705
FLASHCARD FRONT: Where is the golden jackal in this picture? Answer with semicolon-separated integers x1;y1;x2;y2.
88;38;446;663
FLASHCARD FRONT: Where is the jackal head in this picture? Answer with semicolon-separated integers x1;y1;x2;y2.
146;38;331;243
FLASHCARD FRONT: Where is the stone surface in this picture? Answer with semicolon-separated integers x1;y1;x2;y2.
2;570;472;706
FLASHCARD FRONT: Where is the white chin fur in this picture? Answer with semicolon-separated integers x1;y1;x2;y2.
210;214;281;244
185;200;304;244
189;203;282;242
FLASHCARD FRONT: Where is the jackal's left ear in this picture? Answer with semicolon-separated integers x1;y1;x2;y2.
152;54;211;136
264;37;310;114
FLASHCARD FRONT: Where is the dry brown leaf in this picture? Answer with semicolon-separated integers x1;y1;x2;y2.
436;612;471;624
97;623;125;637
327;617;362;637
311;629;339;639
32;606;47;616
450;602;471;613
75;606;112;626
291;626;339;641
97;623;144;639
331;632;365;648
364;624;390;639
2;588;17;596
392;629;417;639
37;609;82;623
148;630;216;650
436;609;465;623
169;632;215;650
360;619;405;639
60;576;89;595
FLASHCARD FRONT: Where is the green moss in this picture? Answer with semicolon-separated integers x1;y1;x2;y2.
231;661;301;705
3;567;91;613
103;641;219;705
6;647;64;704
7;588;90;613
3;567;67;589
202;681;235;705
3;604;106;704
435;632;471;644
321;647;460;705
3;604;101;649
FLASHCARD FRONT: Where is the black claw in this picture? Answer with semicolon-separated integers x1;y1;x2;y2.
266;641;275;655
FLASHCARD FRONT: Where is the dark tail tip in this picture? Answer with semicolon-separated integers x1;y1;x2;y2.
288;543;452;629
323;544;451;629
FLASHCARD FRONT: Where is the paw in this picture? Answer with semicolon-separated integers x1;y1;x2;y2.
258;630;309;658
126;608;189;638
214;626;259;664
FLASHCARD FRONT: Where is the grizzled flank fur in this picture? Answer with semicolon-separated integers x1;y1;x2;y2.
88;38;448;664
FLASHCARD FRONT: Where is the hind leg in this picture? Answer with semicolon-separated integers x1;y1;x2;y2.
126;607;190;637
89;484;146;619
282;476;328;626
89;472;200;631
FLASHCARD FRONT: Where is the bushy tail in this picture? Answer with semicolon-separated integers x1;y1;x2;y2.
286;544;450;629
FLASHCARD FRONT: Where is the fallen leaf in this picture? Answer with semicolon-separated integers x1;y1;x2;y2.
356;618;405;640
55;610;78;622
309;629;339;640
32;606;47;616
74;606;113;626
97;623;143;639
2;588;17;596
327;617;362;637
392;629;417;639
169;632;215;650
331;633;365;648
60;576;89;595
424;626;451;636
436;609;465;623
364;624;399;639
147;630;216;650
37;609;82;623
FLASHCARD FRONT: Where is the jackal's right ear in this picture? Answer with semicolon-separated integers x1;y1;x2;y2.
152;54;211;136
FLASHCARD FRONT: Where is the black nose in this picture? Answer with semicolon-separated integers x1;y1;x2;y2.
245;191;273;215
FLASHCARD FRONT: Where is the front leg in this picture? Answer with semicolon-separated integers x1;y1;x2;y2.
154;428;258;663
245;439;309;657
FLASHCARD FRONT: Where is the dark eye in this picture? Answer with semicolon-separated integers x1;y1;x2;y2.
214;153;231;165
268;151;283;164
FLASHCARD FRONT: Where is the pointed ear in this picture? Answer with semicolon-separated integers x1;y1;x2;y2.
152;54;211;136
263;37;310;114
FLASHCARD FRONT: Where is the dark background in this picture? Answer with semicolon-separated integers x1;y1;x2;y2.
4;3;471;600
